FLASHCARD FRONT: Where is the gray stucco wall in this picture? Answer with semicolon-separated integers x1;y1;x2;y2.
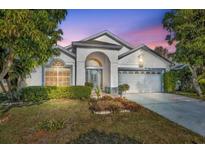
118;48;171;70
76;47;119;89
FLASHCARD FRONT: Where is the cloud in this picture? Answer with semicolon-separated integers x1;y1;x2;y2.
58;24;176;53
121;25;176;53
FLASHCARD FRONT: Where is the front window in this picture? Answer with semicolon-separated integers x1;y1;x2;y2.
45;60;71;86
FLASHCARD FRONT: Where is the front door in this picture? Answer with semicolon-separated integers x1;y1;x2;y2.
86;69;102;88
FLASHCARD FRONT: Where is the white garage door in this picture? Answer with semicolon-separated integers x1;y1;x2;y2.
119;70;162;93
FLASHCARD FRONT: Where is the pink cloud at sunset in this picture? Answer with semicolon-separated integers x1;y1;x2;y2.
58;25;176;53
120;25;176;53
57;10;176;53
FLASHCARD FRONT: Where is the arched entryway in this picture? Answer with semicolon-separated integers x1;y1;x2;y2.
85;52;110;89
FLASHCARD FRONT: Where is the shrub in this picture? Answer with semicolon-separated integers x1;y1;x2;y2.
121;100;142;112
199;79;205;93
20;86;92;102
163;71;177;93
100;95;113;101
89;96;141;113
0;93;8;102
67;86;92;99
118;84;130;96
114;97;126;103
85;82;94;88
89;100;123;112
37;119;65;132
114;97;142;111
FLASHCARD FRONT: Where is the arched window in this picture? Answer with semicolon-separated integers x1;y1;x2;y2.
45;60;71;86
52;61;64;67
86;58;102;68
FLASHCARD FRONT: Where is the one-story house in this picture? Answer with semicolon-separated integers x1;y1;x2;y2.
26;30;173;93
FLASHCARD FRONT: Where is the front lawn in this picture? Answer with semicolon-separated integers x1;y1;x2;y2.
0;99;204;143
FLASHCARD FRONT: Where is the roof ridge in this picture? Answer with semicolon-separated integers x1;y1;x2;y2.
74;39;122;46
65;30;134;49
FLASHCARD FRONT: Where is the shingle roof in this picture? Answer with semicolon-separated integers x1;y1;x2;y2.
72;40;122;50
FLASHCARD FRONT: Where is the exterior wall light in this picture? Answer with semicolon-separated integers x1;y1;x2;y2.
139;55;144;68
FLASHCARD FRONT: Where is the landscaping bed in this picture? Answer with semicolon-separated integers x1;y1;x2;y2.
89;96;142;114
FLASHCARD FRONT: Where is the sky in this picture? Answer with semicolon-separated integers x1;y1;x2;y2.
58;9;175;53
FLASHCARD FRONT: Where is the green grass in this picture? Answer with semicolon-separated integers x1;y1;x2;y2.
0;99;204;143
175;91;205;101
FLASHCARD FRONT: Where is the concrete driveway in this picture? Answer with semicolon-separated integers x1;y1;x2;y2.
125;93;205;137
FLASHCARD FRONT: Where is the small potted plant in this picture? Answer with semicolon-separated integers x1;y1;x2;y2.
118;84;129;97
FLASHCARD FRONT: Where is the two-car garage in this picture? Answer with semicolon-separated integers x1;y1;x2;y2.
118;69;163;93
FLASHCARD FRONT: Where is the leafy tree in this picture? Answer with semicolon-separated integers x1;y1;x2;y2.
154;46;169;58
163;10;205;97
0;10;67;101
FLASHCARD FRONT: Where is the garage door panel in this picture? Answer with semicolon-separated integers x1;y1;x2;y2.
119;71;162;93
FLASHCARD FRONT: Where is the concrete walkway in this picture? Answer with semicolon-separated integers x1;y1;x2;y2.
125;93;205;137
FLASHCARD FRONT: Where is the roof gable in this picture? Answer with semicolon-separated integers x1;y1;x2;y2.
119;44;173;64
65;30;134;50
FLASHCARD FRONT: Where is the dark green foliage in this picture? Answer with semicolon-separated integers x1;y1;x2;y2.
20;86;92;102
163;10;205;66
198;72;205;93
163;71;177;93
84;82;93;88
68;86;92;99
199;79;205;93
37;119;65;132
164;67;200;93
118;84;130;95
163;10;205;96
0;10;67;102
68;129;140;144
175;68;193;92
0;93;7;102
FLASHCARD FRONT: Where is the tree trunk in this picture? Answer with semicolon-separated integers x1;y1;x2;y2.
5;79;14;101
0;51;14;82
0;81;7;93
189;65;203;97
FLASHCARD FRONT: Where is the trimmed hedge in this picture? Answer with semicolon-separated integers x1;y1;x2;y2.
163;71;177;93
20;86;92;102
